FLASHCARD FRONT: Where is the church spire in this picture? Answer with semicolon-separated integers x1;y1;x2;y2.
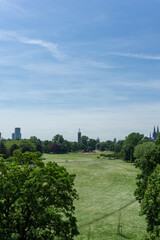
153;126;157;140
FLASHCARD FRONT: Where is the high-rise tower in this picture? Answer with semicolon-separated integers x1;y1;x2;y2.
12;128;22;140
78;129;81;143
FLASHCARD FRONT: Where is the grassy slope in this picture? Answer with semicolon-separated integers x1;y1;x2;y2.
43;153;146;240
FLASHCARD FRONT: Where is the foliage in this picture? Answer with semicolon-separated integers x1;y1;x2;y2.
99;141;115;152
9;143;19;156
49;142;62;154
141;165;160;239
99;142;107;151
114;140;124;154
51;135;71;154
134;145;160;202
134;142;155;160
124;132;144;146
30;136;42;153
70;142;80;152
87;139;97;151
19;139;36;153
121;132;144;162
0;141;8;159
52;134;64;144
121;144;134;162
0;150;79;240
42;140;52;153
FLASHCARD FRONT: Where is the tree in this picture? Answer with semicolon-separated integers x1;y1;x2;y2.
99;142;107;151
71;142;80;152
49;143;62;154
52;134;64;144
0;141;8;159
19;139;36;153
121;144;134;162
42;140;52;153
105;140;115;151
121;132;144;162
134;145;160;202
87;139;97;151
0;149;79;240
124;132;144;146
9;143;19;156
30;136;42;153
134;142;155;160
114;140;124;154
141;165;160;239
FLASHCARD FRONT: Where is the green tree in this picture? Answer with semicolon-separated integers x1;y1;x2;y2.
42;140;52;153
19;139;36;153
121;144;134;162
71;142;80;152
134;142;155;160
49;143;62;154
99;142;107;151
134;145;160;202
105;140;115;151
141;165;160;239
0;149;79;240
0;141;8;159
80;136;89;151
124;132;144;146
9;143;19;156
87;139;97;151
30;136;42;153
52;134;64;144
122;132;144;162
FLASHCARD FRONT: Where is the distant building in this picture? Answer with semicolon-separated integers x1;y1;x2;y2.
149;126;159;141
113;138;117;143
96;137;100;143
78;129;81;143
12;128;22;140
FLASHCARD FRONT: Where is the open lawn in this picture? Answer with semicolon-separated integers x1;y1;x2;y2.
43;153;146;240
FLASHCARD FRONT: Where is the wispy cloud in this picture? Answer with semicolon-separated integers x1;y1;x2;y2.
19;37;65;61
0;0;24;12
115;79;160;89
111;52;160;60
0;31;65;61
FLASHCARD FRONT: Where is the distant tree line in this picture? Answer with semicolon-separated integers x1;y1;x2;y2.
0;134;122;158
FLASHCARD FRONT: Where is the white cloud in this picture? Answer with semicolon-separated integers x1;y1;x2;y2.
111;52;160;60
0;31;65;61
19;37;65;61
114;79;160;90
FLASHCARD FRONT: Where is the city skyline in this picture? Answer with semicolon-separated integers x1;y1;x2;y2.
0;1;160;141
0;125;159;142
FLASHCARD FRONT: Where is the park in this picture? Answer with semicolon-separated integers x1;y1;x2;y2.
44;152;146;240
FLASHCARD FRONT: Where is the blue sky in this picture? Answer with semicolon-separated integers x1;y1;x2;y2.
0;0;160;141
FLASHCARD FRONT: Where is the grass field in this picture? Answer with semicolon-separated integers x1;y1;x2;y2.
43;153;146;240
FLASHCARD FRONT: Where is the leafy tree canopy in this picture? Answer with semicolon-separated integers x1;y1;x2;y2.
52;134;64;144
134;142;155;160
141;165;160;239
0;149;79;240
124;132;144;147
134;144;160;202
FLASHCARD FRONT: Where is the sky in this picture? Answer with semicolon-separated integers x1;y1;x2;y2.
0;0;160;141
